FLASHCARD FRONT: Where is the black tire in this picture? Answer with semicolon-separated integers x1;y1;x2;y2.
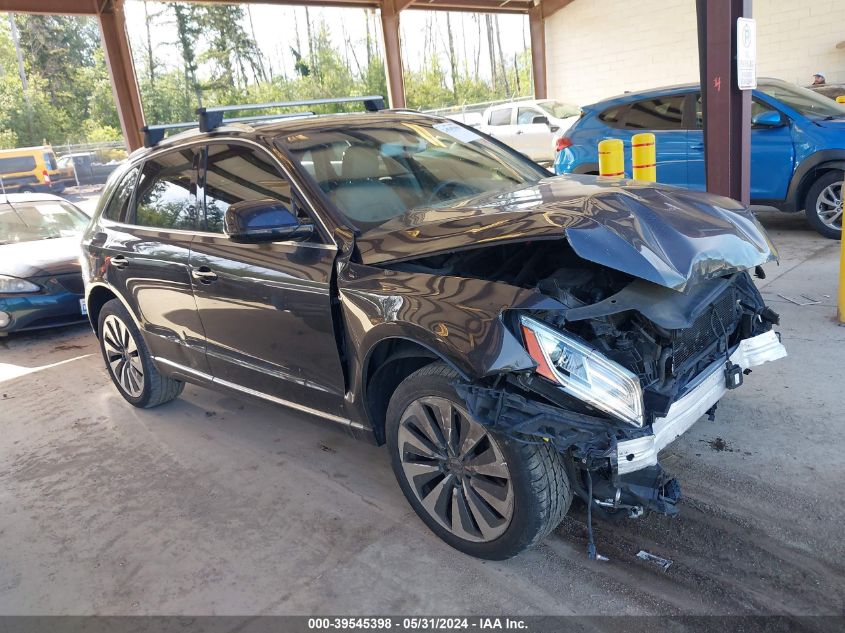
803;170;843;239
97;298;184;408
20;187;35;194
386;363;571;559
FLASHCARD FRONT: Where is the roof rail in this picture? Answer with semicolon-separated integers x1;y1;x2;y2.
197;95;386;132
140;95;385;148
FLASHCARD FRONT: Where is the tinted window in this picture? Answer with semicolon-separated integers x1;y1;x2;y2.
203;144;294;234
517;108;542;124
43;152;57;170
693;94;779;128
133;149;199;230
488;108;512;126
625;96;685;130
0;156;37;173
598;105;625;127
103;167;139;222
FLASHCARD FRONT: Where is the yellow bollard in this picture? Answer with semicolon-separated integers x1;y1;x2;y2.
598;139;624;177
837;96;845;104
840;175;845;323
632;133;657;182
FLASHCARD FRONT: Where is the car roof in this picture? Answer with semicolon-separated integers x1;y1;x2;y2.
133;111;451;157
586;77;789;109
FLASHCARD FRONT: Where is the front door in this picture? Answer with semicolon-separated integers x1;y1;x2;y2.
189;142;347;417
515;106;554;161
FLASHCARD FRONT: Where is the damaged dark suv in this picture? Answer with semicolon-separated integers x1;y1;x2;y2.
82;100;786;559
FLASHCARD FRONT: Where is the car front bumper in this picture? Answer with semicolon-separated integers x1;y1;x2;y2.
0;275;87;334
616;330;787;475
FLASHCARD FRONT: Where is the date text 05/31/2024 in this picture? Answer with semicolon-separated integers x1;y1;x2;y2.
307;618;528;630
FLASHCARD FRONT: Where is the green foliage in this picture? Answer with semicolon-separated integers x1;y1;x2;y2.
0;8;533;149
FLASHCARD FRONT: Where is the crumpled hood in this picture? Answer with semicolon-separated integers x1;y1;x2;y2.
356;174;777;290
0;236;83;279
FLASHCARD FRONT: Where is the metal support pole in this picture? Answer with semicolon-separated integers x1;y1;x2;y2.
97;0;145;151
696;0;752;204
528;6;547;100
380;0;406;109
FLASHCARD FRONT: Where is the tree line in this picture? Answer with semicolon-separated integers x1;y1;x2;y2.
0;3;533;149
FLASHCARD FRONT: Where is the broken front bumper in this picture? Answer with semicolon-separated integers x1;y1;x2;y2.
616;330;787;475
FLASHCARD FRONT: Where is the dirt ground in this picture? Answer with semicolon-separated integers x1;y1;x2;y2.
0;209;843;617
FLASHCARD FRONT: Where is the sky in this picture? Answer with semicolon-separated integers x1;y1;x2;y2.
123;1;530;84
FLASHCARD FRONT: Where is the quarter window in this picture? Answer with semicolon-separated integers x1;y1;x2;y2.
488;108;512;126
202;143;296;234
133;149;199;230
624;96;685;130
103;167;139;222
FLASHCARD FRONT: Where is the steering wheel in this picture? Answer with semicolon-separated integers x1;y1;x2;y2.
427;180;476;204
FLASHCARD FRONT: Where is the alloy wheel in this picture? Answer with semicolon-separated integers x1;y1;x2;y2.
102;314;144;398
815;181;843;231
397;396;514;542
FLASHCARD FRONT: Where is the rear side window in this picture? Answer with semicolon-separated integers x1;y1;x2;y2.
624;96;685;130
43;152;57;171
0;156;37;174
488;108;512;126
102;167;139;222
132;148;199;230
598;105;625;127
202;143;295;234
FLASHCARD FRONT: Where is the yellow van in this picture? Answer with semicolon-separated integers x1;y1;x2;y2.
0;146;68;194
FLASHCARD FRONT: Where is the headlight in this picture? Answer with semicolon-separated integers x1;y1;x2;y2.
0;275;40;294
520;316;644;427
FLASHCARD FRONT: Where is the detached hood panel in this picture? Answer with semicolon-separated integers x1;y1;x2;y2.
356;175;778;290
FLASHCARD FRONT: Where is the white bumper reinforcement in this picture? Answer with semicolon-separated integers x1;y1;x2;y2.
616;330;787;475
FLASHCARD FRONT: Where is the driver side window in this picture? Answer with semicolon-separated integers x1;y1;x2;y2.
202;143;309;234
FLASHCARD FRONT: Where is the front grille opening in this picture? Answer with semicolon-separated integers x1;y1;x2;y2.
671;289;739;368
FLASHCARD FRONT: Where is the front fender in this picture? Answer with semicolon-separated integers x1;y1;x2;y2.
338;262;564;380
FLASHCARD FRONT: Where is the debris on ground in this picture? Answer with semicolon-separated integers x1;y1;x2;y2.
636;550;673;571
777;293;820;306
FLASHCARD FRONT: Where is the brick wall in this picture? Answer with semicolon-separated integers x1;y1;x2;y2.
545;0;845;105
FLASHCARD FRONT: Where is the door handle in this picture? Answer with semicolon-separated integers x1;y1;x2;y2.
690;144;704;151
191;266;218;283
515;130;524;135
110;255;128;269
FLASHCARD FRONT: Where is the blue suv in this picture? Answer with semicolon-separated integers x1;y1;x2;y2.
554;78;845;238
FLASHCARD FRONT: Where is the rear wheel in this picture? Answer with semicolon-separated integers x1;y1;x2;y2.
804;171;843;239
386;363;571;559
97;299;183;408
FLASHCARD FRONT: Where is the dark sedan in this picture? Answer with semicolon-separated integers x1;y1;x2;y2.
0;194;89;335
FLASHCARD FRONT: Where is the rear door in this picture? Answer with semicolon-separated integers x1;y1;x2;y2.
101;146;209;373
621;94;689;186
189;141;347;417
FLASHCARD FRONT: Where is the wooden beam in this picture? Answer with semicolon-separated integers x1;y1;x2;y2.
696;0;752;204
380;0;406;108
538;0;574;19
0;0;99;14
528;5;547;99
97;0;145;151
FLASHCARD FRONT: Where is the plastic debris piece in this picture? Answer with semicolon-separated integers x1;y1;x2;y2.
636;550;672;571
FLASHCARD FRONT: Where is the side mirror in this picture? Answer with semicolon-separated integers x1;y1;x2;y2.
532;115;550;126
752;110;785;128
224;198;314;243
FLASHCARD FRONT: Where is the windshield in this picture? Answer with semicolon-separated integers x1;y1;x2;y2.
280;118;547;230
759;82;845;120
0;200;88;244
537;100;580;119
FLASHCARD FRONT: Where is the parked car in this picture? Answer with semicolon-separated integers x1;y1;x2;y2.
554;78;845;238
478;99;580;163
82;102;785;559
57;152;123;185
0;145;68;194
0;193;89;335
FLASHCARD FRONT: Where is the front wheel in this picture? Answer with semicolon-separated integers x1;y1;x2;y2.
386;363;572;559
804;171;843;239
